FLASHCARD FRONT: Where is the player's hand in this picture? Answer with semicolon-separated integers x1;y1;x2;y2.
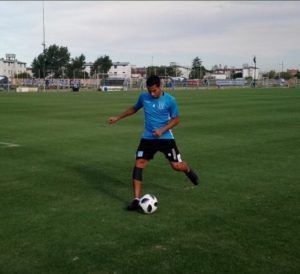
152;129;163;137
108;116;118;124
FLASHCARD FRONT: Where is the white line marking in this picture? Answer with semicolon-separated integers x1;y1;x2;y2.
0;142;21;148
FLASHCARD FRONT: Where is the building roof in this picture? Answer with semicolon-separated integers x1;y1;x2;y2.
84;62;93;67
112;62;130;66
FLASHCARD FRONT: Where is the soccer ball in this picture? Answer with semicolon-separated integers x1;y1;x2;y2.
139;194;158;214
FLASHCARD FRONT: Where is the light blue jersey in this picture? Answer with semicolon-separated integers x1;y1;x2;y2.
133;91;179;139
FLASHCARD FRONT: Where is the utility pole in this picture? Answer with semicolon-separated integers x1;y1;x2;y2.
253;55;257;87
280;61;284;78
151;56;155;75
198;58;202;79
42;1;46;91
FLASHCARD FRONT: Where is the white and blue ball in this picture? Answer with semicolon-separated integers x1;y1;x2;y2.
139;194;158;214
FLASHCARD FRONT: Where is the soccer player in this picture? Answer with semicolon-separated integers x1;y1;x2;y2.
108;75;199;210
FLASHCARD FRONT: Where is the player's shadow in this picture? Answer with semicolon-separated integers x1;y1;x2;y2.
73;163;128;206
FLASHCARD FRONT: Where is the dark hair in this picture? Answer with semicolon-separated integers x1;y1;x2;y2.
146;75;161;87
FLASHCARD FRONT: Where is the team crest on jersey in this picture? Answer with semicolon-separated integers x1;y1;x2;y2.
158;102;165;110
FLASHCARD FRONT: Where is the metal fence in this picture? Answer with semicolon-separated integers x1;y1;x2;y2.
1;77;299;92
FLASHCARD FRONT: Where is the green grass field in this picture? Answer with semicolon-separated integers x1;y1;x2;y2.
0;88;299;273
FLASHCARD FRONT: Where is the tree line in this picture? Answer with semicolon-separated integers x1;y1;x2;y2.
29;44;112;79
16;43;208;80
261;70;300;80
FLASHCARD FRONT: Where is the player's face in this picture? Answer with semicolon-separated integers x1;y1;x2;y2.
147;84;162;98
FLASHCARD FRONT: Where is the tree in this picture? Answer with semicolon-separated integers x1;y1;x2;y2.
91;55;112;77
168;65;183;77
296;70;300;79
31;44;70;78
31;55;45;78
190;57;201;79
280;71;293;80
190;57;207;79
268;70;277;79
66;54;87;79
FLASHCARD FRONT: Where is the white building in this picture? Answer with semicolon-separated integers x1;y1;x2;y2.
242;66;260;79
0;54;26;77
108;62;131;78
84;62;93;76
206;68;233;80
208;73;227;80
26;67;33;77
170;62;190;78
207;65;260;80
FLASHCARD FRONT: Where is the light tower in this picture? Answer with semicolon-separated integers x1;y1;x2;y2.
42;1;46;91
253;55;257;88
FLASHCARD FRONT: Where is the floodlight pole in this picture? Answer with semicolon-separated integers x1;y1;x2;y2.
253;56;257;88
151;56;154;75
42;1;46;91
199;58;202;80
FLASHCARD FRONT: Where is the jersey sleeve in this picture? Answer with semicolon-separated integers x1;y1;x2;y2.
169;97;179;118
133;93;144;111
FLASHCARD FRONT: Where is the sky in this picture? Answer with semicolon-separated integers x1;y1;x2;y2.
1;1;300;72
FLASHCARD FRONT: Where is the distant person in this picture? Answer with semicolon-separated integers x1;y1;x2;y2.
108;75;199;211
45;79;49;89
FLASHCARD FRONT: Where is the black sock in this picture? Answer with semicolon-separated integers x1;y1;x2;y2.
185;168;199;185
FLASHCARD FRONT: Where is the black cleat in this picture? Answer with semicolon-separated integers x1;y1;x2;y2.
127;198;140;211
185;169;199;185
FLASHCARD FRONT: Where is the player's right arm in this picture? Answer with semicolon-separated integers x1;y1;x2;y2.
108;93;144;124
108;106;138;124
